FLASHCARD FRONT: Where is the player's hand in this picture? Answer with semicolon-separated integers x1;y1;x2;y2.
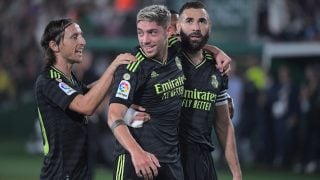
131;150;161;179
203;45;231;75
110;53;137;69
130;104;151;122
215;51;231;75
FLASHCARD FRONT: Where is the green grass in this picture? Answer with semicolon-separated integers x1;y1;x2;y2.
0;140;319;180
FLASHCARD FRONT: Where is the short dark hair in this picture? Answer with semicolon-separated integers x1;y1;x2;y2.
170;9;178;15
40;18;73;67
179;1;206;15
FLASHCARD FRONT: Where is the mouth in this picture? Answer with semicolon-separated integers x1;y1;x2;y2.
190;35;202;40
143;45;155;53
189;32;202;39
75;48;84;56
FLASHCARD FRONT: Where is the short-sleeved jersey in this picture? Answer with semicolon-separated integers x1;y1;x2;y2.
109;38;185;163
178;50;229;151
35;66;89;179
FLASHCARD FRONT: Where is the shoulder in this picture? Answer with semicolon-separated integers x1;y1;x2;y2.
125;47;149;73
35;67;67;90
203;50;215;62
168;36;181;55
36;68;53;85
168;36;180;47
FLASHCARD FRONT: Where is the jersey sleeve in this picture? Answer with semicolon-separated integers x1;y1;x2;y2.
109;53;147;107
41;78;81;111
168;36;181;56
215;75;229;106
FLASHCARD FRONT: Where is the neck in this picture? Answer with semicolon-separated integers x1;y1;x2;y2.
185;49;203;65
153;47;168;64
53;61;73;78
160;51;168;63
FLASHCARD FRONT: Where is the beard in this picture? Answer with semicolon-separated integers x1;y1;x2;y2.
180;30;209;53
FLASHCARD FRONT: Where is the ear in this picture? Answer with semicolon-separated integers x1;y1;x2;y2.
49;40;59;52
164;26;171;37
166;25;171;33
176;23;181;34
168;25;174;33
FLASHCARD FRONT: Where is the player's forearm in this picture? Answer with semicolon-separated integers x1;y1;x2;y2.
111;124;144;154
203;45;231;74
214;106;242;179
223;124;242;179
203;44;220;55
79;66;116;114
108;104;145;155
86;80;97;89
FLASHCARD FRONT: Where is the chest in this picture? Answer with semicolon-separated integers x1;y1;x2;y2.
137;58;185;102
182;61;223;94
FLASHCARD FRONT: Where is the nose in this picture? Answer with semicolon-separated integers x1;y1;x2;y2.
79;35;86;45
192;22;200;31
140;34;151;45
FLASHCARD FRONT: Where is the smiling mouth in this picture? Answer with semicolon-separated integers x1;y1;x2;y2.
75;48;83;55
144;46;155;52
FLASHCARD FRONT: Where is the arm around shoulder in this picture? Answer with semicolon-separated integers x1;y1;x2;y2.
204;44;232;74
68;53;136;115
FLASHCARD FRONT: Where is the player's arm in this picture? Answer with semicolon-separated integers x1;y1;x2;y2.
86;81;97;89
204;45;231;74
69;53;136;115
214;103;242;180
108;103;160;179
226;93;235;119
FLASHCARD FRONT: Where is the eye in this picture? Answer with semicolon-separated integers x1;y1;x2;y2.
71;34;78;40
137;30;143;36
199;19;207;24
71;33;85;40
185;19;193;24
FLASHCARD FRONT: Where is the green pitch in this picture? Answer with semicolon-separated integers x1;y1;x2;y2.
0;140;319;180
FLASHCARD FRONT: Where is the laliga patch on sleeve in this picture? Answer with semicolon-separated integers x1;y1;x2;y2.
59;82;76;95
115;80;131;99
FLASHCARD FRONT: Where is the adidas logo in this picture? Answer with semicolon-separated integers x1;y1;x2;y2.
151;71;159;78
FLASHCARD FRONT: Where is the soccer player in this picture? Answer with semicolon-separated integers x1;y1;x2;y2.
168;8;235;118
177;2;242;180
34;18;138;179
108;5;184;180
108;4;234;179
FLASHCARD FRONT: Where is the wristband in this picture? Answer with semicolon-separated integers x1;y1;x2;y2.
110;119;126;133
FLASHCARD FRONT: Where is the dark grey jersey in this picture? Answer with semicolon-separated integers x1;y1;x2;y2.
110;38;184;163
35;66;89;179
179;51;229;151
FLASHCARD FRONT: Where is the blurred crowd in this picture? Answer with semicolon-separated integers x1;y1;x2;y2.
0;0;151;107
1;0;320;175
222;58;320;174
1;0;320;105
257;0;320;41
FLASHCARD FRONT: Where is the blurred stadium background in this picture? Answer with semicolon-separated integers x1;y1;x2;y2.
1;0;320;179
